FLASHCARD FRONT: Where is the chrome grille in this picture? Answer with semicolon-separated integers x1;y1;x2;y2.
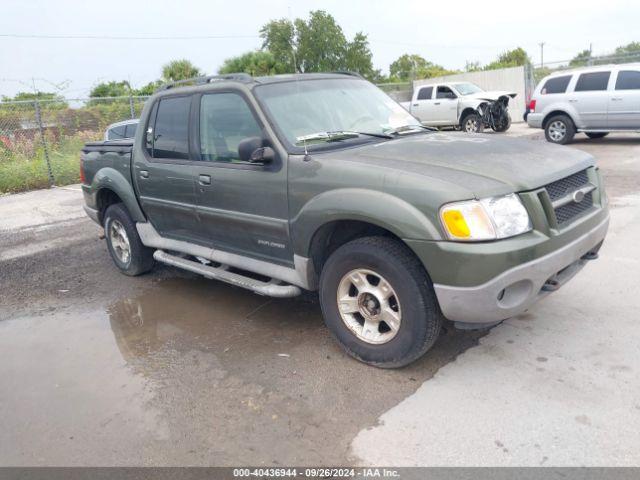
544;169;594;225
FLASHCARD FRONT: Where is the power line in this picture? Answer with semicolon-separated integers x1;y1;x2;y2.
0;33;259;40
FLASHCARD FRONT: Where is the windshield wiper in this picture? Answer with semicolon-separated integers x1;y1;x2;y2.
295;130;392;145
386;124;436;136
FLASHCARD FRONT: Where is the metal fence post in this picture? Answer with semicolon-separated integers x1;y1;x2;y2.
128;92;135;119
34;100;55;187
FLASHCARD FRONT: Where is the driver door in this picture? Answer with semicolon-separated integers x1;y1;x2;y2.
193;91;292;264
432;85;459;125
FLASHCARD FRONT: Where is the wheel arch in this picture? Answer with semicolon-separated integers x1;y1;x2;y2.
292;189;442;276
459;107;479;126
542;109;577;129
91;167;146;224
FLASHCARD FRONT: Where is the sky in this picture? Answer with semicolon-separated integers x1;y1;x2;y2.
1;0;638;99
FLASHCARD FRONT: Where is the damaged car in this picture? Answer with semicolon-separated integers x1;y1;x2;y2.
401;81;516;133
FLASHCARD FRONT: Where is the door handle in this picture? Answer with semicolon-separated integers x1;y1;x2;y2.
434;102;441;105
611;97;623;101
140;170;149;179
412;103;419;107
198;174;211;185
568;99;578;103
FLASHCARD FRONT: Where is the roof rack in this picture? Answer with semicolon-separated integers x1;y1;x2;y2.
158;73;254;91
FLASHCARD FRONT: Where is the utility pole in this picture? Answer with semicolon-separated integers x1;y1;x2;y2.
539;42;545;69
588;43;593;66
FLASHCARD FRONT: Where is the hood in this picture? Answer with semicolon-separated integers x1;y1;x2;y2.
465;90;517;101
320;132;594;199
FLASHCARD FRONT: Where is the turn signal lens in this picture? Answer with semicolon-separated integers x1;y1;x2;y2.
440;201;495;241
442;210;470;238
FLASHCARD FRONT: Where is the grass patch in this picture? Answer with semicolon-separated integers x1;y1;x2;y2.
0;137;84;194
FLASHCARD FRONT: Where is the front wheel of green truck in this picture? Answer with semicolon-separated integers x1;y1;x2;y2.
319;236;443;368
104;203;155;276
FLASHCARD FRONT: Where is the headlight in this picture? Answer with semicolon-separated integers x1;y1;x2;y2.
440;194;532;241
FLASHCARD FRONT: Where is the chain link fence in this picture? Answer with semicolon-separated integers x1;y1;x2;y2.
0;95;149;194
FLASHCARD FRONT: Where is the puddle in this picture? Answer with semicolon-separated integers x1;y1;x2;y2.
1;276;485;465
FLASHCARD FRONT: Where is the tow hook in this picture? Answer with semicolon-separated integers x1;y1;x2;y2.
581;250;599;261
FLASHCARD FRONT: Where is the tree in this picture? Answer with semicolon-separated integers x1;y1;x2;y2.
259;18;297;72
465;60;482;72
1;91;68;109
569;49;592;67
135;81;163;96
259;10;376;79
388;54;456;81
484;47;531;70
218;51;286;76
161;59;202;82
389;54;428;81
344;32;375;79
89;80;131;98
612;41;640;62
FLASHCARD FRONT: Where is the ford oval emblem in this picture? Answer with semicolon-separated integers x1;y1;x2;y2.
572;190;585;203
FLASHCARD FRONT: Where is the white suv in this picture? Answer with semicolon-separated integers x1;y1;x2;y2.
527;64;640;144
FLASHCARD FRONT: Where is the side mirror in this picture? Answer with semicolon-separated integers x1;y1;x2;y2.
249;146;275;164
238;136;274;164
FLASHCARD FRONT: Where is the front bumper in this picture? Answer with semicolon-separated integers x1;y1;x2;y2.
432;214;609;323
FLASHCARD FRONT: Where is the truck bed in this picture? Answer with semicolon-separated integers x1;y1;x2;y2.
81;140;134;189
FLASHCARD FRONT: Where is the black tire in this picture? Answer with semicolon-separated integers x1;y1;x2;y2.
492;113;511;132
585;132;609;139
104;203;155;276
319;236;442;368
461;113;484;133
544;114;575;144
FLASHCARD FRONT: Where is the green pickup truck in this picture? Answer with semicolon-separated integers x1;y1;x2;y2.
81;72;609;368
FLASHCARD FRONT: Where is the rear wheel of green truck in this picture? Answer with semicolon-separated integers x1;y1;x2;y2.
319;236;442;368
104;203;155;276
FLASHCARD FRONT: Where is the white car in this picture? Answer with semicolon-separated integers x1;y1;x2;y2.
104;119;139;141
527;63;640;144
401;82;516;133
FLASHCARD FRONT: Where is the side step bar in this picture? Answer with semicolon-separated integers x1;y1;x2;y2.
153;250;301;298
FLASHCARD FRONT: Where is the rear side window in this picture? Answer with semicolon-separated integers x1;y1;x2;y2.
575;72;611;92
615;70;640;90
108;125;126;140
541;75;571;94
151;96;191;160
417;86;433;100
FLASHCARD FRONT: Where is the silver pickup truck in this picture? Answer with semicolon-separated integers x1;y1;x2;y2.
401;81;515;133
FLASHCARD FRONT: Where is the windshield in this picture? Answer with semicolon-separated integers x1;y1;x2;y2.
452;82;484;96
254;78;422;149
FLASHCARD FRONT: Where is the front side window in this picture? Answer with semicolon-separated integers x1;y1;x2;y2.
615;70;640;90
151;96;190;160
541;75;571;94
575;72;611;92
417;86;433;100
436;86;456;99
199;93;262;162
108;125;126;140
